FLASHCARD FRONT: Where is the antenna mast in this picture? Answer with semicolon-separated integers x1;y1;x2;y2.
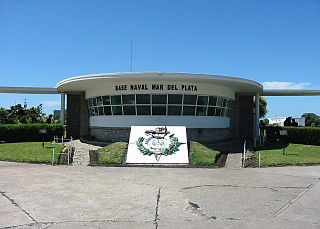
130;40;133;72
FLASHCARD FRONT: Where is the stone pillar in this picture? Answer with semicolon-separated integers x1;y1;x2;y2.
254;93;260;147
230;94;254;141
239;95;254;141
66;92;90;139
230;93;240;139
60;93;65;125
66;94;81;139
79;92;90;138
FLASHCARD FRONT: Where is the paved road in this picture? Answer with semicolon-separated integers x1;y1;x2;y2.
0;161;320;228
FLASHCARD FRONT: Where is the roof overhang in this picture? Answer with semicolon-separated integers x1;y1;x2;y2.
262;89;320;96
57;72;263;94
0;86;60;94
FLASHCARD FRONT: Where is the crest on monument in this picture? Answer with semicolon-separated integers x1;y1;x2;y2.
136;127;184;161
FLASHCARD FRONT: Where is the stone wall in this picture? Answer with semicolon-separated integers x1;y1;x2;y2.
230;94;254;141
187;128;229;142
66;92;90;139
90;126;229;143
66;94;81;139
79;92;90;138
239;95;254;141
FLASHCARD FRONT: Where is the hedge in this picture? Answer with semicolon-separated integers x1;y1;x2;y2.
0;124;64;143
266;126;320;146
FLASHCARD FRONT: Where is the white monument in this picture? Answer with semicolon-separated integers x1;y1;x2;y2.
126;126;189;164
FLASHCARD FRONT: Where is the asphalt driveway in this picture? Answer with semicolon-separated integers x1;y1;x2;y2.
1;161;320;228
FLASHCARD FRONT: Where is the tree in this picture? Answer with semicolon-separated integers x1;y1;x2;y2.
311;119;320;127
0;107;9;124
262;118;269;126
253;96;268;118
0;104;45;124
302;113;320;126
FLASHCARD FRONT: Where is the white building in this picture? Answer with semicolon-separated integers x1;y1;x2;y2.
268;117;305;126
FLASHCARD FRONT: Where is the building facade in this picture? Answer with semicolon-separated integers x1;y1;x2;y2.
57;72;263;143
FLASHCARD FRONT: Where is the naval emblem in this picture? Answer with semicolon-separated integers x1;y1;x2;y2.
136;127;184;160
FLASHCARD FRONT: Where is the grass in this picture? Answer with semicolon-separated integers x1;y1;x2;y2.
190;141;220;165
98;142;128;164
0;142;64;163
258;143;320;166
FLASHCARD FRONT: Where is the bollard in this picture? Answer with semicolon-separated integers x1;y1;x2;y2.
52;148;55;165
258;152;261;167
67;149;70;165
243;140;246;167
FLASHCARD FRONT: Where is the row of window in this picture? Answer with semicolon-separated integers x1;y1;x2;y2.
88;94;233;117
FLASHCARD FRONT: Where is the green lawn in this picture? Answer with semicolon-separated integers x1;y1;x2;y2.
98;142;128;164
0;142;64;163
190;141;220;165
258;143;320;166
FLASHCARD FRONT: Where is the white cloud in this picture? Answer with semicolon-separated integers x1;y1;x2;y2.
42;101;60;106
263;81;311;89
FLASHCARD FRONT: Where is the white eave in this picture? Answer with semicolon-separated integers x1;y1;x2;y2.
56;72;264;94
262;89;320;96
0;86;59;94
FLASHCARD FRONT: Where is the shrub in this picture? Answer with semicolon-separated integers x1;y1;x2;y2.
266;126;320;146
0;124;64;142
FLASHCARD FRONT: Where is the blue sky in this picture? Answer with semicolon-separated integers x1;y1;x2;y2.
0;0;319;118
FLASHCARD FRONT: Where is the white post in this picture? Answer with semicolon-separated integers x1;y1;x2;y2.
258;152;261;167
62;135;64;143
254;93;260;148
52;148;55;165
243;140;246;167
60;93;65;125
67;149;70;165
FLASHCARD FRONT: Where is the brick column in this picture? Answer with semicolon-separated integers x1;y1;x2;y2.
239;95;254;141
66;92;90;139
66;94;81;139
230;93;240;139
230;94;254;141
79;92;90;138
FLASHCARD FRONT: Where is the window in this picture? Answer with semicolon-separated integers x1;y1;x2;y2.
102;96;110;105
97;96;103;106
137;105;151;115
123;106;136;115
207;107;216;116
183;106;195;116
103;106;111;115
168;106;182;115
88;94;233;117
196;106;207;116
152;95;167;104
136;94;150;104
168;94;182;104
184;95;196;105
122;95;135;104
209;96;217;106
92;98;97;106
111;95;121;105
112;106;122;115
215;107;222;116
216;97;223;107
98;107;104;115
197;96;208;106
152;106;166;115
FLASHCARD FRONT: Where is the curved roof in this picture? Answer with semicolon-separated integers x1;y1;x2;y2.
57;72;263;94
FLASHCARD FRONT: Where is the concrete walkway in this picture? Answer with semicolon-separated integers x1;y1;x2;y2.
70;140;101;166
225;153;243;168
1;161;320;228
